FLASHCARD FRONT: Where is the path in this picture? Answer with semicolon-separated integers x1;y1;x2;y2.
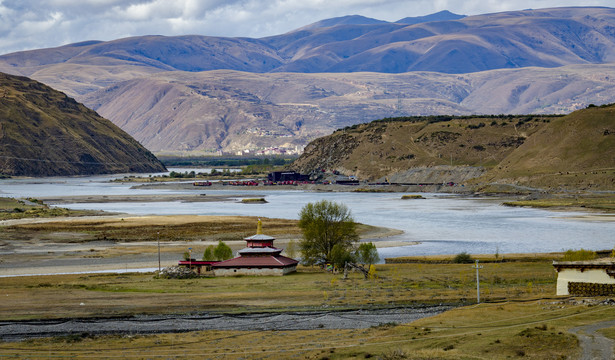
569;320;615;360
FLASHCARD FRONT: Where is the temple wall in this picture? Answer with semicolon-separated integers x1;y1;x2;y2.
214;265;297;277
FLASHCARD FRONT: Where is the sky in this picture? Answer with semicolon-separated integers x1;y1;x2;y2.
0;0;612;55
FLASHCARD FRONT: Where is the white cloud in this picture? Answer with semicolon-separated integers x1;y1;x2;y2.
0;0;613;55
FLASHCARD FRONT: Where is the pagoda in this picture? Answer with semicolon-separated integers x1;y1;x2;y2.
212;219;299;276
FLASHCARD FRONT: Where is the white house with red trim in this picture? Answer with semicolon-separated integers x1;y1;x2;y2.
553;259;615;296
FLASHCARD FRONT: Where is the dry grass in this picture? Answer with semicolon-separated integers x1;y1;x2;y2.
502;194;615;212
0;259;611;359
1;215;300;243
0;197;99;220
1;279;612;359
0;261;558;320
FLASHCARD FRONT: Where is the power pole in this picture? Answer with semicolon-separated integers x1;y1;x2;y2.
157;231;161;273
473;260;483;303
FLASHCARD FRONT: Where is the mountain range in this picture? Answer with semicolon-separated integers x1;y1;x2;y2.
1;6;615;155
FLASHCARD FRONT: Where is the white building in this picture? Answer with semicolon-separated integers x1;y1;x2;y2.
553;259;615;296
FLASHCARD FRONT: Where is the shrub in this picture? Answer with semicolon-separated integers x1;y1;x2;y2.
562;249;596;261
453;252;473;264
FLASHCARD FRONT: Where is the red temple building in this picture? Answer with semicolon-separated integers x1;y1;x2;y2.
212;220;299;276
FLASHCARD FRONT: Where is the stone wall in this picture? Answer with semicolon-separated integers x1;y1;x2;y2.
556;268;615;295
214;265;297;277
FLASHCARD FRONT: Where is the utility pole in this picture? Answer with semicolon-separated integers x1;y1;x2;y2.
473;260;483;303
157;231;161;273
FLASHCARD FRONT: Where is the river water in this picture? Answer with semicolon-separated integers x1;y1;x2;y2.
1;172;614;257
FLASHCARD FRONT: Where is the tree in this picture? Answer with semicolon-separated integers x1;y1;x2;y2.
356;242;379;266
298;200;358;266
213;241;233;261
202;245;215;261
284;239;298;259
330;243;354;269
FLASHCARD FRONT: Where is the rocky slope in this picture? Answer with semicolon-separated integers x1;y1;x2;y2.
0;73;166;177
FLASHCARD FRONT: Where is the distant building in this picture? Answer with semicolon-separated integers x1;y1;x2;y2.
267;171;309;182
212;220;299;276
553;259;615;296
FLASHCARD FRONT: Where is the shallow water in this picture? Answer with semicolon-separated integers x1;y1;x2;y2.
1;173;613;257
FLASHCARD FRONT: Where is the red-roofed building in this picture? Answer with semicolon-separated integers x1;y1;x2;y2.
212;220;299;276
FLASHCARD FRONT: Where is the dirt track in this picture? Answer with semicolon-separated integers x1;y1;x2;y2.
569;320;615;360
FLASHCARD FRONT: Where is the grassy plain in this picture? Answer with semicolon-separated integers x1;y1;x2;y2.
1;260;614;359
502;194;615;212
0;197;99;220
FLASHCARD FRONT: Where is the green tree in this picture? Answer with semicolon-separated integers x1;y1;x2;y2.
202;245;215;261
330;243;354;269
298;200;358;266
356;242;379;266
213;241;233;261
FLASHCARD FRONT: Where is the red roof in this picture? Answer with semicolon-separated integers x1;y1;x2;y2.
212;254;299;268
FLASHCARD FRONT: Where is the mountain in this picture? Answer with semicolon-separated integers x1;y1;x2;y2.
290;105;615;190
396;10;466;24
479;104;615;190
0;7;614;155
0;73;166;177
297;15;389;30
77;65;615;154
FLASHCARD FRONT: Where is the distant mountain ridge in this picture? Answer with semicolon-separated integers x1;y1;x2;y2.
0;73;166;177
2;7;613;77
0;7;615;155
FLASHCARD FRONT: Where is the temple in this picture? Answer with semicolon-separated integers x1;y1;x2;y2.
212;219;299;276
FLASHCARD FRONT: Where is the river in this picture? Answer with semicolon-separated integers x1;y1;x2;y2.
1;171;613;257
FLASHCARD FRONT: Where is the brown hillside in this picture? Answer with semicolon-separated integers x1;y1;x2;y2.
0;73;166;177
291;115;552;181
479;104;615;190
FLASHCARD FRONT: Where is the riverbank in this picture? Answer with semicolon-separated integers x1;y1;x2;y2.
0;214;403;277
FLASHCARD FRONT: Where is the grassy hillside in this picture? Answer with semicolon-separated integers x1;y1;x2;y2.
292;115;556;181
479;104;615;190
0;73;166;177
292;105;615;191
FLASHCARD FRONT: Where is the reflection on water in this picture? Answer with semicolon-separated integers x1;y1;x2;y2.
1;174;613;257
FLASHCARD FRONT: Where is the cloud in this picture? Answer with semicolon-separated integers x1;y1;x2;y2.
0;0;612;55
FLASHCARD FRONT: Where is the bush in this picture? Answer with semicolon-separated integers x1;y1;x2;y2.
562;249;596;261
453;252;474;263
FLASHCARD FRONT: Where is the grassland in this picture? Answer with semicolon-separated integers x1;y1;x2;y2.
0;197;100;220
0;259;613;359
502;194;615;213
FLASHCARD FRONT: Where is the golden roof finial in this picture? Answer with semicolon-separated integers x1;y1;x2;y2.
256;218;263;235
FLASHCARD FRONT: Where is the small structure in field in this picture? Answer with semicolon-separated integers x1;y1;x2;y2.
177;260;218;275
553;259;615;296
212;219;299;276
